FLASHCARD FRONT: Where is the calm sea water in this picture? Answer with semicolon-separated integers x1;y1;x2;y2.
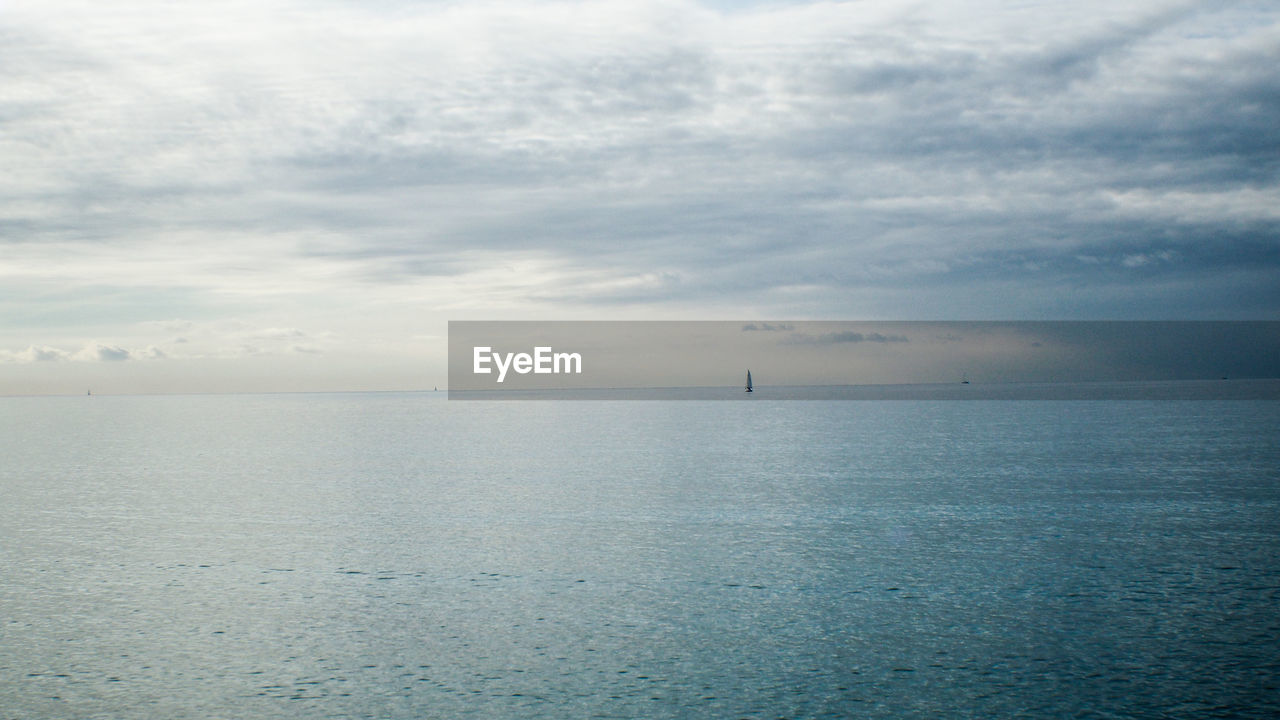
2;393;1278;719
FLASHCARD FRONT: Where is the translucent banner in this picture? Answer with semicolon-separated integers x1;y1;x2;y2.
447;321;1280;400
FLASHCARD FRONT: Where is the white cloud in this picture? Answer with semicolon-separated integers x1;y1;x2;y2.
1121;251;1176;268
0;345;72;363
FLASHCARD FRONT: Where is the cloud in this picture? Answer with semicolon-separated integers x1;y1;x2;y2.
1121;251;1176;268
0;345;72;363
2;340;205;363
0;343;147;363
248;327;309;341
140;319;195;333
74;344;132;362
2;1;1278;391
787;331;910;345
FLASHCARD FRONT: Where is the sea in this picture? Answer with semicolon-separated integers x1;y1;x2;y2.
2;387;1279;719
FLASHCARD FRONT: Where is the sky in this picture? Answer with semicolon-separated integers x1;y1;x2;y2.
2;0;1278;394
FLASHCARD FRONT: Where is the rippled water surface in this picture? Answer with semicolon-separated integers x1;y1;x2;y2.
2;393;1278;718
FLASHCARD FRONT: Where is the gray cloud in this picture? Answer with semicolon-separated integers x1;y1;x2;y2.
2;1;1277;392
786;331;910;345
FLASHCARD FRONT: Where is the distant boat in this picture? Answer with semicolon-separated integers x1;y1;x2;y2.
87;389;91;396
745;370;753;393
960;373;970;385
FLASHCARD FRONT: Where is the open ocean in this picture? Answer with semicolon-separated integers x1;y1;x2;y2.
3;388;1279;718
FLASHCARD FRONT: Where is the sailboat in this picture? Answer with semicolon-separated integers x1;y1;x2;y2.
745;370;753;393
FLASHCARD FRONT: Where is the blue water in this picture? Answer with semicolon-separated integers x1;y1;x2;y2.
2;393;1278;718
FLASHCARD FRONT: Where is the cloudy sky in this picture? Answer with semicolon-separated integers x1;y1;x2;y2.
2;0;1277;393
